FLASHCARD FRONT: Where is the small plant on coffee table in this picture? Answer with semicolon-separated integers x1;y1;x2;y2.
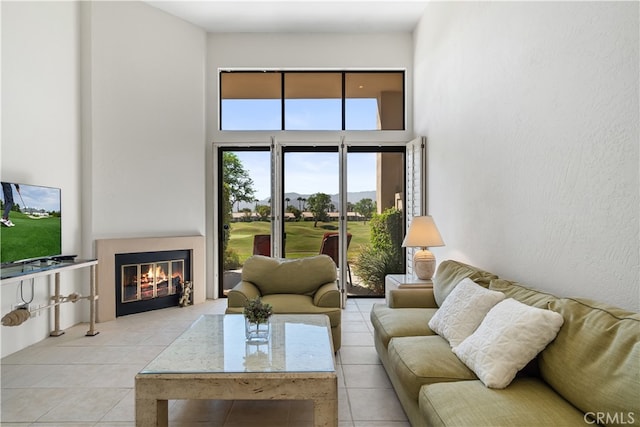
244;297;273;343
244;297;273;324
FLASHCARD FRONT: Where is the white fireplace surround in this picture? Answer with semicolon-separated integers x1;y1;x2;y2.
95;236;205;322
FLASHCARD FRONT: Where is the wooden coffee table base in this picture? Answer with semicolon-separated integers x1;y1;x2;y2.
135;372;338;427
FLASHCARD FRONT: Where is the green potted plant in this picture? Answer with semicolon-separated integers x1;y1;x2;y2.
243;297;273;343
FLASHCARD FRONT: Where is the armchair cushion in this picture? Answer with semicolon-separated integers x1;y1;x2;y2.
241;255;337;295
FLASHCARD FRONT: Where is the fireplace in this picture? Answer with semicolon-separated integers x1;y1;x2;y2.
115;250;191;316
96;236;205;322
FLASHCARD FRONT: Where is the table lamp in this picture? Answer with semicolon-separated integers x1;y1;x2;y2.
402;216;444;280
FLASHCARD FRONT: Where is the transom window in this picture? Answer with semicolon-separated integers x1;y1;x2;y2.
220;70;405;131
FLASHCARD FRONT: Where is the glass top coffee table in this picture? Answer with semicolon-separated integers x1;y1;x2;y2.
135;314;337;426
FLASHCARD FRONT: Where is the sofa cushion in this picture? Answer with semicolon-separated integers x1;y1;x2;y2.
489;279;559;308
487;278;562;379
540;298;640;425
433;260;498;307
241;255;337;295
420;378;587;427
370;304;437;349
429;278;506;347
453;298;564;389
388;335;477;402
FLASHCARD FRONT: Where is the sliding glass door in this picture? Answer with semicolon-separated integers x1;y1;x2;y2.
219;148;271;296
217;143;406;299
345;147;405;296
282;147;339;259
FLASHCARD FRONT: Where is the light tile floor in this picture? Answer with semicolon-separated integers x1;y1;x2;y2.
1;298;409;426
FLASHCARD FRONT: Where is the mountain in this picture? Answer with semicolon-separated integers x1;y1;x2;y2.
237;191;376;211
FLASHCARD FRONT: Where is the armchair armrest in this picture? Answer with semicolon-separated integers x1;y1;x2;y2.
388;288;438;308
313;281;340;307
227;281;261;308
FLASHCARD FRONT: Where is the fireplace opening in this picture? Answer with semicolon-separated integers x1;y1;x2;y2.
115;250;191;317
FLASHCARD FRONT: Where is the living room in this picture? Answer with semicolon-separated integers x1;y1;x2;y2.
1;0;638;424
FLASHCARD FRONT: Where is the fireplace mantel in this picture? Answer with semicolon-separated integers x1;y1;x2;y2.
95;236;205;322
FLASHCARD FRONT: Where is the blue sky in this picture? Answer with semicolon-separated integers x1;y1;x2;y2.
225;97;380;199
236;151;377;200
222;98;379;131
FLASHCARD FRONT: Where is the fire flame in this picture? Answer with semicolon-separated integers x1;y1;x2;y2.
146;265;167;282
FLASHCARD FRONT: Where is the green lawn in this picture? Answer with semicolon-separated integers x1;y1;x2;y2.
229;220;371;264
0;212;61;263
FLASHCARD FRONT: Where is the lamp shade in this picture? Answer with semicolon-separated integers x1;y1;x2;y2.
402;216;444;248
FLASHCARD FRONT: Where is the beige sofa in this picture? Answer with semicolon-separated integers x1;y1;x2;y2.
226;254;342;351
371;260;640;426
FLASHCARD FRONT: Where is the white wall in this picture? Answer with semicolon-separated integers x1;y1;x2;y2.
1;0;206;358
205;32;414;296
207;32;414;144
414;2;639;310
1;1;84;357
84;1;206;240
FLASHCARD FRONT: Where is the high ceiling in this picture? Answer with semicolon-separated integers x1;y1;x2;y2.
144;1;430;33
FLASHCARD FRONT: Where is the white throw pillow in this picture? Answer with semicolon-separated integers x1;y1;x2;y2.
428;278;506;347
453;298;565;389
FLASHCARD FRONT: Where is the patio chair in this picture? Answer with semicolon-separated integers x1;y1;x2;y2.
252;234;286;257
319;232;352;287
252;234;271;256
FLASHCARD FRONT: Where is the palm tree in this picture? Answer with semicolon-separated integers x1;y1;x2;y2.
297;196;303;210
285;197;290;208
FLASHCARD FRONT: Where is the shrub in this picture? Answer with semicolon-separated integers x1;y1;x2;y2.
354;207;404;292
354;248;402;294
224;248;241;270
370;207;404;253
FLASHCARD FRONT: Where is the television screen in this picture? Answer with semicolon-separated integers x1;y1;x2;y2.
0;182;62;264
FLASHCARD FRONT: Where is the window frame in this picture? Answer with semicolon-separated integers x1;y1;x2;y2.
219;69;406;131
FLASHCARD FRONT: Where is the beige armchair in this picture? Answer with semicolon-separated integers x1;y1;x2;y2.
226;254;341;351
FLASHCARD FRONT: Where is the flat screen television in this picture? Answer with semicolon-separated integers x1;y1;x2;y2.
0;182;62;265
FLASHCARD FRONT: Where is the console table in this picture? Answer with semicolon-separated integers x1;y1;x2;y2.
1;259;99;336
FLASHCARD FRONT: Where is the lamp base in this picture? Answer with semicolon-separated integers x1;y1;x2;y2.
413;249;436;280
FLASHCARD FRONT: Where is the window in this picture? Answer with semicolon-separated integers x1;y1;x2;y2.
220;70;405;131
284;73;342;130
220;72;282;130
345;72;404;130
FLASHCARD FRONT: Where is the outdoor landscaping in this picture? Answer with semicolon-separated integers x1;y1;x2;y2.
225;207;404;295
228;220;371;262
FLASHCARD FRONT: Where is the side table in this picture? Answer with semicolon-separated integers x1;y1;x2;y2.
385;274;433;305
